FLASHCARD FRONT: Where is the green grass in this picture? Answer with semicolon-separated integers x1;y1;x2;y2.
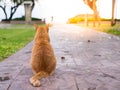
0;24;35;62
100;24;120;36
94;24;120;36
77;22;120;36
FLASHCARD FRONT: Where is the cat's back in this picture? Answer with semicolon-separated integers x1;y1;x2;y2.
32;41;54;57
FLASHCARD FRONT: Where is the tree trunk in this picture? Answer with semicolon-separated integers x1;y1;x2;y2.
31;0;35;12
9;12;14;21
24;2;32;24
8;6;19;21
0;5;8;20
83;0;100;27
0;2;21;21
84;0;88;26
111;0;116;26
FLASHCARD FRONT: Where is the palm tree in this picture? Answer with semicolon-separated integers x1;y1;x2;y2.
83;0;100;26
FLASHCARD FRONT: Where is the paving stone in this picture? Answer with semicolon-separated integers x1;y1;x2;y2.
0;24;120;90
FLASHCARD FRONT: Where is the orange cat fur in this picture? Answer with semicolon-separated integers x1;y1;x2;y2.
30;24;56;87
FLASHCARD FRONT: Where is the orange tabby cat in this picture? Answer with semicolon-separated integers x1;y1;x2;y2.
30;24;56;87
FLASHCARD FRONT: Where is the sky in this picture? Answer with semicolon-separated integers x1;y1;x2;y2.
0;0;120;23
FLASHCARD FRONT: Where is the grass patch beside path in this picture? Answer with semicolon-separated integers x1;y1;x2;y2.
0;24;35;62
92;24;120;36
77;22;120;36
99;24;120;36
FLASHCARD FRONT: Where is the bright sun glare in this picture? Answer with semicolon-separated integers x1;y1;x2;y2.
34;0;92;23
32;0;119;23
0;0;119;22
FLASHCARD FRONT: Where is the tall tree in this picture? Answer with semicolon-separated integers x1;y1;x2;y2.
0;0;24;21
0;0;36;21
83;0;100;26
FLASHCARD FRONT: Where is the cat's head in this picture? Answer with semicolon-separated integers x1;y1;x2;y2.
34;24;50;42
34;24;49;33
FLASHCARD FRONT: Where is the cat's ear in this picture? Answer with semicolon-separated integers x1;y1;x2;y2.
34;24;38;31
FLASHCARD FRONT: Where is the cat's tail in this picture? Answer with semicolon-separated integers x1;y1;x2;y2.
30;71;48;87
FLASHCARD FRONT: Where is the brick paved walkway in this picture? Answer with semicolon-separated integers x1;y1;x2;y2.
0;24;120;90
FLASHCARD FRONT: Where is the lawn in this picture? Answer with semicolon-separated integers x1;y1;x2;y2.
0;24;35;62
77;21;120;36
97;24;120;36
